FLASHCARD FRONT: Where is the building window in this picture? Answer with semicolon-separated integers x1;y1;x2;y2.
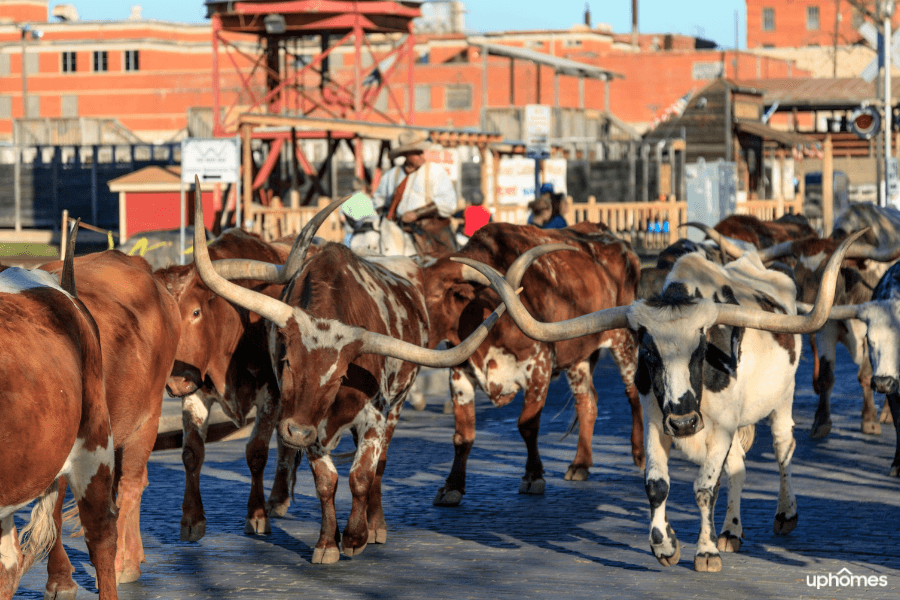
692;61;725;80
563;39;582;47
762;7;775;31
124;50;140;71
61;95;78;118
446;84;472;110
807;6;820;30
61;51;77;73
414;85;432;112
93;50;108;72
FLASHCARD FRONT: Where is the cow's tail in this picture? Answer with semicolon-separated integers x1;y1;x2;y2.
19;479;60;572
736;424;756;454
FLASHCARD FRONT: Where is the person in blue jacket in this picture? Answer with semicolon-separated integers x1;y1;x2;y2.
527;183;568;229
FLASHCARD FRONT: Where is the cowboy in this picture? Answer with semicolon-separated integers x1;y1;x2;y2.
371;130;458;255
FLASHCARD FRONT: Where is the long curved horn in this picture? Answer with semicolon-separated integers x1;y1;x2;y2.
842;241;900;262
757;239;801;262
713;229;867;333
60;218;80;297
279;195;348;282
193;176;294;327
797;300;862;321
682;222;747;259
452;254;630;342
358;302;510;367
456;243;578;288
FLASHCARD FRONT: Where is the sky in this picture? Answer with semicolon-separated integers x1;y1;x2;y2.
73;1;748;50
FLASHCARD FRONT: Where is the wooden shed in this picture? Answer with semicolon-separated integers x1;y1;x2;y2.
107;165;218;241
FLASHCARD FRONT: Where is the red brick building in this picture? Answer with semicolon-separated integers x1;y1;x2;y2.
0;0;807;143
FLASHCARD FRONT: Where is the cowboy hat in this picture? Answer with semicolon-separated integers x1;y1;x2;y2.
389;130;432;160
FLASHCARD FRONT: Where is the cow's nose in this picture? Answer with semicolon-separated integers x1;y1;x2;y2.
872;376;899;394
280;419;316;448
665;411;704;437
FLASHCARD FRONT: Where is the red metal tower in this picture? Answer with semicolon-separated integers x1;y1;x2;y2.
205;0;422;137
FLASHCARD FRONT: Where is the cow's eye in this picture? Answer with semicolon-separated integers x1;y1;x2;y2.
193;308;201;318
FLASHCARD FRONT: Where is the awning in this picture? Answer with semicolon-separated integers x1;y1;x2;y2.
468;39;624;80
734;119;813;147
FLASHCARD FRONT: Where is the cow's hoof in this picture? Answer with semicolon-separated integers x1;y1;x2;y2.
773;512;798;535
433;487;463;507
693;552;722;572
116;567;141;585
180;520;206;542
266;498;290;518
368;527;388;544
519;478;545;495
716;531;742;553
861;420;882;435
653;540;680;567
311;547;340;564
810;420;831;439
889;464;900;477
44;582;78;600
408;392;426;411
564;465;589;481
244;515;271;535
342;540;368;557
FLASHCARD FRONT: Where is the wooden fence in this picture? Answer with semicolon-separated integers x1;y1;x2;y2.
243;195;801;252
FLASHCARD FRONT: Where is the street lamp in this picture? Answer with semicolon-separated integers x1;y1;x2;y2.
20;23;43;119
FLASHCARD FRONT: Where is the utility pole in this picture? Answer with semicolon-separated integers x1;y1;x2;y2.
833;0;841;77
883;1;895;207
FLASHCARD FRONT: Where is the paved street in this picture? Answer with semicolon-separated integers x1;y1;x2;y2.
14;345;900;600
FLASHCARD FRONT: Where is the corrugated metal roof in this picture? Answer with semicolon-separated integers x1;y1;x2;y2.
734;119;814;146
468;39;624;80
737;77;900;110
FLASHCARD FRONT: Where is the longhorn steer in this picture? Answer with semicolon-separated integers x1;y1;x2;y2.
38;250;181;591
189;190;506;564
421;222;644;506
0;251;118;598
705;203;900;437
459;230;863;572
156;229;308;541
820;261;900;476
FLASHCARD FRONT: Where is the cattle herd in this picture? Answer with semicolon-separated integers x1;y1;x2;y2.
3;183;900;598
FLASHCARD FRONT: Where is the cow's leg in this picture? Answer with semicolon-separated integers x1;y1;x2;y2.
367;398;406;545
811;322;839;438
843;320;880;434
642;399;679;567
266;435;300;518
344;403;390;557
880;396;895;424
888;393;900;477
66;440;118;600
245;397;280;534
115;412;159;584
518;354;550;495
608;330;645;469
563;358;596;481
44;477;77;600
770;404;798;535
434;367;477;506
717;426;753;553
0;515;24;600
307;446;341;565
689;425;731;573
180;392;212;542
809;334;820;394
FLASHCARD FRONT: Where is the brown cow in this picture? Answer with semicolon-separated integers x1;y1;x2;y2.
421;221;644;506
713;213;817;250
39;250;181;591
0;259;118;599
156;229;308;541
188;192;508;564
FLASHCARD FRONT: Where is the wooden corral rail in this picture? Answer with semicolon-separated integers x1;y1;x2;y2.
735;198;803;221
242;195;802;252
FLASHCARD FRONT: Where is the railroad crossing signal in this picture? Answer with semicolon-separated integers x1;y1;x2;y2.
859;22;900;82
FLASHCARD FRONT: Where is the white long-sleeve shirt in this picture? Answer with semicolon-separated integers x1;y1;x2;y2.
372;163;458;219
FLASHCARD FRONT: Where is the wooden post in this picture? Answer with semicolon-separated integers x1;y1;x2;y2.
242;123;252;228
823;134;833;237
776;149;785;218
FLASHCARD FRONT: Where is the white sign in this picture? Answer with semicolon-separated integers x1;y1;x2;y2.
543;158;567;196
181;138;241;184
497;156;535;205
524;104;551;158
424;147;460;181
